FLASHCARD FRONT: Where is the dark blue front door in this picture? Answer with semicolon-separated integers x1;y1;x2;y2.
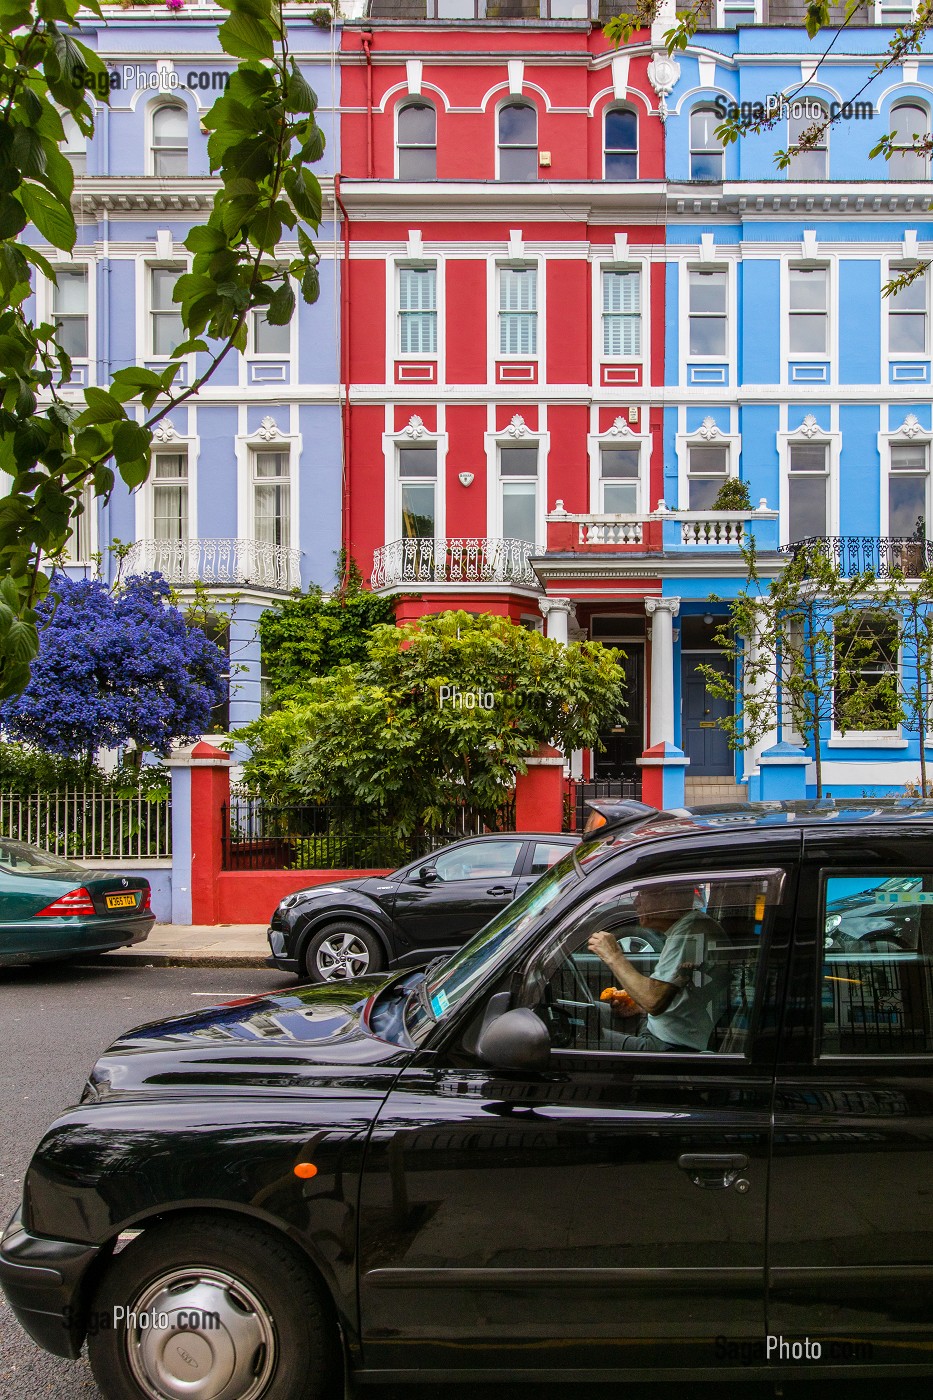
682;653;732;776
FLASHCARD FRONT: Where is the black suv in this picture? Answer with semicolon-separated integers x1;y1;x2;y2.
5;800;933;1398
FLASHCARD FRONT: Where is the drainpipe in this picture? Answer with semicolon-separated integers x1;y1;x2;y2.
334;173;352;590
361;29;374;180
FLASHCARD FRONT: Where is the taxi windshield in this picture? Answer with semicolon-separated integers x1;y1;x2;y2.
404;852;581;1041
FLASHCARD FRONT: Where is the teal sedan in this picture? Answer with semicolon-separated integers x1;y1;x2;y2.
0;840;154;967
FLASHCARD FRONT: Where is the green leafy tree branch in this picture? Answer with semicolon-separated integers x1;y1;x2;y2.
0;0;325;697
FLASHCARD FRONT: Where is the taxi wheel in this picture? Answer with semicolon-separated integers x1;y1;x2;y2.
87;1215;339;1400
302;921;383;983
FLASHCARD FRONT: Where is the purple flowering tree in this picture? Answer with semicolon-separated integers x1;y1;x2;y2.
1;573;227;764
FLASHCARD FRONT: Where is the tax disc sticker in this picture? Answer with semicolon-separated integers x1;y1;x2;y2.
430;989;450;1017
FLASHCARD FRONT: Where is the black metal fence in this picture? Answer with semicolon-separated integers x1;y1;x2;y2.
571;777;642;832
782;535;933;579
222;792;516;871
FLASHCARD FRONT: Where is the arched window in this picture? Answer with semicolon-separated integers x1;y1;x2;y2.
498;102;537;181
151;102;188;177
604;107;637;180
690;106;724;181
61;111;87;175
397;101;437;180
787;100;828;180
890;102;929;179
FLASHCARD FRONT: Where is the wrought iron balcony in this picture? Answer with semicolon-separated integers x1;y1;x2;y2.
781;536;933;579
372;537;539;589
123;538;301;591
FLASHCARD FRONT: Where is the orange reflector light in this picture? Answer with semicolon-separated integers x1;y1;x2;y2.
583;813;607;834
294;1163;318;1179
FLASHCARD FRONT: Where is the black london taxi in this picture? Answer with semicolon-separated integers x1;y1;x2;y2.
4;800;933;1399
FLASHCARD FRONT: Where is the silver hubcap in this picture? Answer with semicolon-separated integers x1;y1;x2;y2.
620;935;655;955
316;931;371;980
125;1268;276;1400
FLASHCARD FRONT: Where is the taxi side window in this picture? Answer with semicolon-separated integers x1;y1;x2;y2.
820;871;933;1056
524;869;784;1057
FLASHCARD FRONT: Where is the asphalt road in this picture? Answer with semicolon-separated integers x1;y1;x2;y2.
0;957;930;1400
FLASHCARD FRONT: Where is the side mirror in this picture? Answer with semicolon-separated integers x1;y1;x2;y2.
476;1008;551;1073
419;866;439;884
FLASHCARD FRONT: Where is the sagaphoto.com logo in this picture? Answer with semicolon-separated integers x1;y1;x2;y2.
714;95;873;122
72;64;230;99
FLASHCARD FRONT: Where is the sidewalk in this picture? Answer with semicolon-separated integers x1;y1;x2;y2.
105;923;272;969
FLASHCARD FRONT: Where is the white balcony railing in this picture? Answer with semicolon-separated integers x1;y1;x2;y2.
549;499;778;548
372;537;539;589
124;538;301;591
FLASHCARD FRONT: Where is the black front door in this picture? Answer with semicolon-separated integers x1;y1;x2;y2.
595;644;643;779
768;830;933;1366
682;653;732;776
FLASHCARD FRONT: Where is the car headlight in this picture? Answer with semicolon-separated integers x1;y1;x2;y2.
824;914;841;932
278;894;303;912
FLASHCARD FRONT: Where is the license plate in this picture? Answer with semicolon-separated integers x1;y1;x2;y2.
105;892;138;910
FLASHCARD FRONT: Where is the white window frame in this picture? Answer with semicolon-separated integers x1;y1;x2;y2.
831;608;901;743
235;420;301;555
675;415;741;513
879;415;933;538
249;278;294;359
484;416;549;547
496;260;539;359
48;262;92;369
777;416;841;548
887;100;931;180
603;105;638;182
61;482;97;565
395;99;437;181
135;423;200;542
874;0;919;23
151;447;192;544
689;106;725;180
382;414;448;548
148;99;189;178
713;0;762;25
683;263;732;363
145;261;186;360
587;417;651;515
786;100;830;181
783;260;834;369
396;261;439;358
884;256;930;361
61;109;87;175
599;263;643;361
495;99;538;182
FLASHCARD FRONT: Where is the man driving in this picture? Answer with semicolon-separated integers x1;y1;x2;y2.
587;882;723;1052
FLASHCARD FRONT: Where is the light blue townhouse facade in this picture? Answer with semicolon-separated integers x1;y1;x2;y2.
658;15;933;799
28;3;345;729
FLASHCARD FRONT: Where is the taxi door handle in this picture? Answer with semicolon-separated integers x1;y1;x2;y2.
486;885;513;896
677;1153;749;1190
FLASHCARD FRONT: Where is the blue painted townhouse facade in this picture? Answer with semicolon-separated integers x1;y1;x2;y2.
29;1;346;729
654;10;933;800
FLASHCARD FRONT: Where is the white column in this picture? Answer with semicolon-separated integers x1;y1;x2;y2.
539;596;575;644
645;596;680;748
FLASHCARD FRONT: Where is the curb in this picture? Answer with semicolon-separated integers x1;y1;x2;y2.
100;952;274;970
